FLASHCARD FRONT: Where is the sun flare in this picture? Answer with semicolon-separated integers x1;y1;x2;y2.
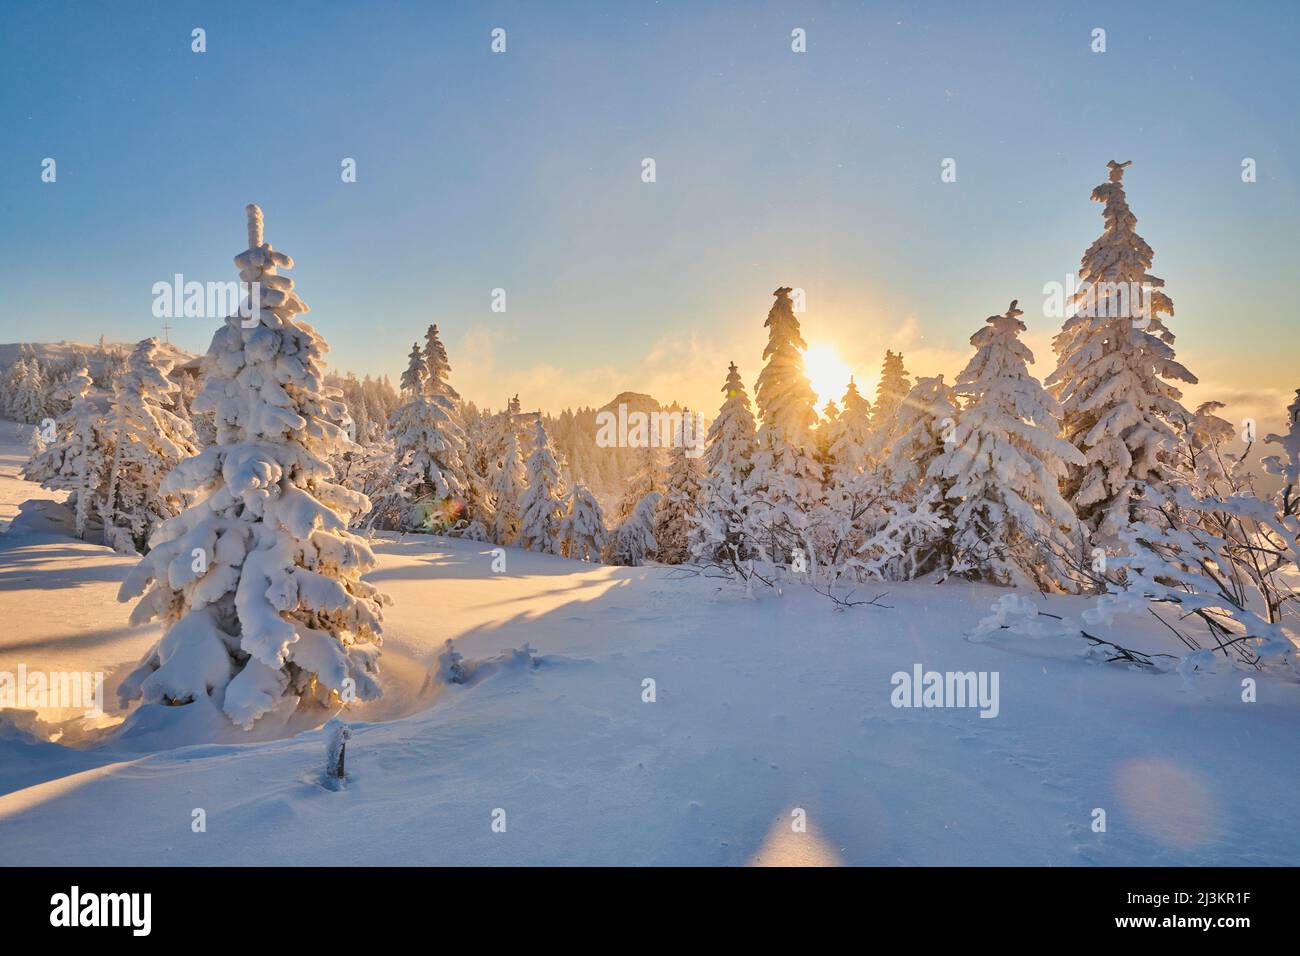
803;344;854;410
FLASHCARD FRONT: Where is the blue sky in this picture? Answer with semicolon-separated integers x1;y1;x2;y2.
2;0;1297;425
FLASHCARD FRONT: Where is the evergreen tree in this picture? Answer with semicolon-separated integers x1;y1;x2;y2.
871;350;911;435
616;445;664;522
389;340;468;530
608;491;660;566
3;359;29;419
559;484;608;561
1046;160;1197;542
822;377;881;572
871;375;958;578
23;366;110;538
695;361;757;564
517;418;565;554
100;338;200;553
744;287;822;566
653;412;704;564
929;301;1085;588
13;358;49;424
117;205;388;729
490;429;527;545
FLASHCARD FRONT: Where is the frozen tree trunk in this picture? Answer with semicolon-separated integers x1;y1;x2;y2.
325;719;352;780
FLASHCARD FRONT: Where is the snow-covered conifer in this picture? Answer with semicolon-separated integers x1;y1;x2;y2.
1046;160;1197;542
389;340;468;530
3;359;30;419
616;445;664;523
489;429;527;545
13;358;49;424
929;302;1085;588
517;418;565;554
23;366;110;538
653;413;703;564
117;205;388;729
821;378;881;571
744;287;822;566
559;484;608;561
871;350;911;434
872;375;958;578
695;361;757;564
608;491;660;566
100;338;200;553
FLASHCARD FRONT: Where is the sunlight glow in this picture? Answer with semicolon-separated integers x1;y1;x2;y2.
803;344;854;411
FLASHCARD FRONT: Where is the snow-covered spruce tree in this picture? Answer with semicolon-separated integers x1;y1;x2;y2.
652;412;704;564
559;484;608;561
419;323;474;527
116;205;389;729
389;340;467;531
694;361;757;565
1085;390;1300;671
23;366;111;539
489;428;527;545
26;423;47;460
458;401;497;532
863;375;958;579
821;377;885;572
871;350;911;436
335;432;414;533
13;358;50;425
1264;389;1300;517
928;301;1085;589
616;444;664;523
100;338;199;553
3;359;29;419
744;287;823;569
517;417;565;554
825;378;872;487
608;490;660;566
1046;160;1197;543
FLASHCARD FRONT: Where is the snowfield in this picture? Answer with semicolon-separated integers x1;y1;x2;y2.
1;418;1298;866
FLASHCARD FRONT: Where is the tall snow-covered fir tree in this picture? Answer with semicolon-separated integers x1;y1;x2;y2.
929;301;1085;589
695;361;757;564
100;338;199;553
871;350;911;435
1046;160;1197;542
517;417;565;554
490;428;527;545
744;287;822;566
652;412;704;564
117;205;389;729
559;484;608;561
23;365;110;539
389;339;468;531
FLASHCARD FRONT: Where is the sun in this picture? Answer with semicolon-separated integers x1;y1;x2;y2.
803;344;853;410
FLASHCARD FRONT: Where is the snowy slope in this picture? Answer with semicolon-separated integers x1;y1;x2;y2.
1;420;1299;866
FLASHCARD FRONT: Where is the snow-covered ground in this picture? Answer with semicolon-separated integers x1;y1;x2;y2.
1;418;1298;866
